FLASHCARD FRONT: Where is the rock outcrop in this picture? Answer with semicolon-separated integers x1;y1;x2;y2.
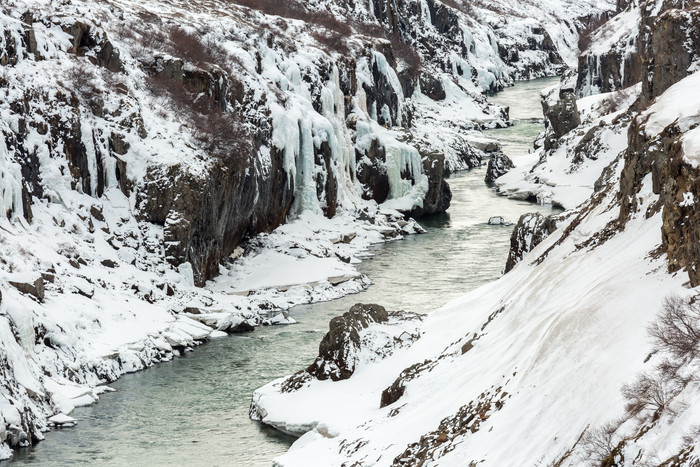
307;303;389;381
640;7;700;107
505;212;560;273
542;91;581;150
485;151;515;183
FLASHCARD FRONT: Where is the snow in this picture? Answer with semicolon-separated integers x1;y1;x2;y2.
252;108;691;467
0;0;616;459
47;414;76;426
496;85;638;209
257;190;684;466
642;71;700;164
252;39;700;467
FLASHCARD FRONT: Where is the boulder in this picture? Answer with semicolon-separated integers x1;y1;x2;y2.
8;276;45;301
485;151;515;183
307;303;389;381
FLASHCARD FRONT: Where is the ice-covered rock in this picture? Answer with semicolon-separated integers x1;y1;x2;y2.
487;216;512;226
47;414;76;427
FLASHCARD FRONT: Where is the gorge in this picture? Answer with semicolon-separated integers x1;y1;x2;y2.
2;0;700;465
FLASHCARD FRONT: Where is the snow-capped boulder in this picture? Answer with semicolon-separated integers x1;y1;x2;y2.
484;151;515;183
307;303;391;381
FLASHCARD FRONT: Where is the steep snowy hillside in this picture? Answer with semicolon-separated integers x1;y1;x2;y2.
252;1;700;465
0;0;615;459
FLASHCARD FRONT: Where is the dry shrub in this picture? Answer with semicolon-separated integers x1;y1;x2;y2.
65;59;101;101
388;34;422;79
579;422;620;466
598;88;631;115
229;0;351;36
167;26;230;71
440;0;476;17
148;74;252;165
649;295;700;359
310;29;351;55
621;372;679;417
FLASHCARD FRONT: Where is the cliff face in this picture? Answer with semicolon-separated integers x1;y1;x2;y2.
0;0;598;285
252;1;700;465
0;0;614;458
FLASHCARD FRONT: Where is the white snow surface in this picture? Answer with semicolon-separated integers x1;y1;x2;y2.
0;0;615;459
253;72;700;467
496;84;640;209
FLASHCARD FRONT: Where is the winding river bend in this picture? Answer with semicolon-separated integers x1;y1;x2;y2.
6;77;559;466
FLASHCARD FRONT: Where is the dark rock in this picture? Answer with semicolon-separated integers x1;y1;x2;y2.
307;303;389;381
315;141;338;218
363;50;406;127
380;359;435;408
100;259;117;268
136;144;294;286
640;8;700;107
505;212;560;273
410;150;451;218
230;321;255;333
542;92;581;150
40;272;55;283
61;21;92;55
9;277;45;301
95;39;123;72
419;73;446;101
90;205;105;222
576;45;643;97
182;306;201;314
109;132;130;155
113;155;130;197
485;151;515;183
356;139;390;203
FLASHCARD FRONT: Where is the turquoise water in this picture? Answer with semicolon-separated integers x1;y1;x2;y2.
5;78;558;467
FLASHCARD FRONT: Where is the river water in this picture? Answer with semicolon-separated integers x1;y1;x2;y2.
6;77;559;466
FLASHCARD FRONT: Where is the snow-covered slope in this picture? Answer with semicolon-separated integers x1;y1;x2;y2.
0;0;616;459
252;1;700;465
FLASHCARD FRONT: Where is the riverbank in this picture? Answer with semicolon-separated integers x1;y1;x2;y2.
2;77;560;466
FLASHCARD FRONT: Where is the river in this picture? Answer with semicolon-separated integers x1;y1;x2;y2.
5;77;560;466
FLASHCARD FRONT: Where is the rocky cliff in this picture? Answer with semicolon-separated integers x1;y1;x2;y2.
0;0;617;459
252;1;700;465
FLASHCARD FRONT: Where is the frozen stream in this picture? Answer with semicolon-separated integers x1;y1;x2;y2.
6;77;559;466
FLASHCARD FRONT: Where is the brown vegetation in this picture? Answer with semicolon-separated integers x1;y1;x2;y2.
649;295;700;359
148;73;252;165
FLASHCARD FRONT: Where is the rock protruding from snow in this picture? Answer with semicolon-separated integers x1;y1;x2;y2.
307;303;390;381
485;151;515;183
504;212;560;273
8;276;45;302
542;91;581;150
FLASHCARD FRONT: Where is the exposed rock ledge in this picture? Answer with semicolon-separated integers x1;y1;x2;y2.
249;303;423;436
